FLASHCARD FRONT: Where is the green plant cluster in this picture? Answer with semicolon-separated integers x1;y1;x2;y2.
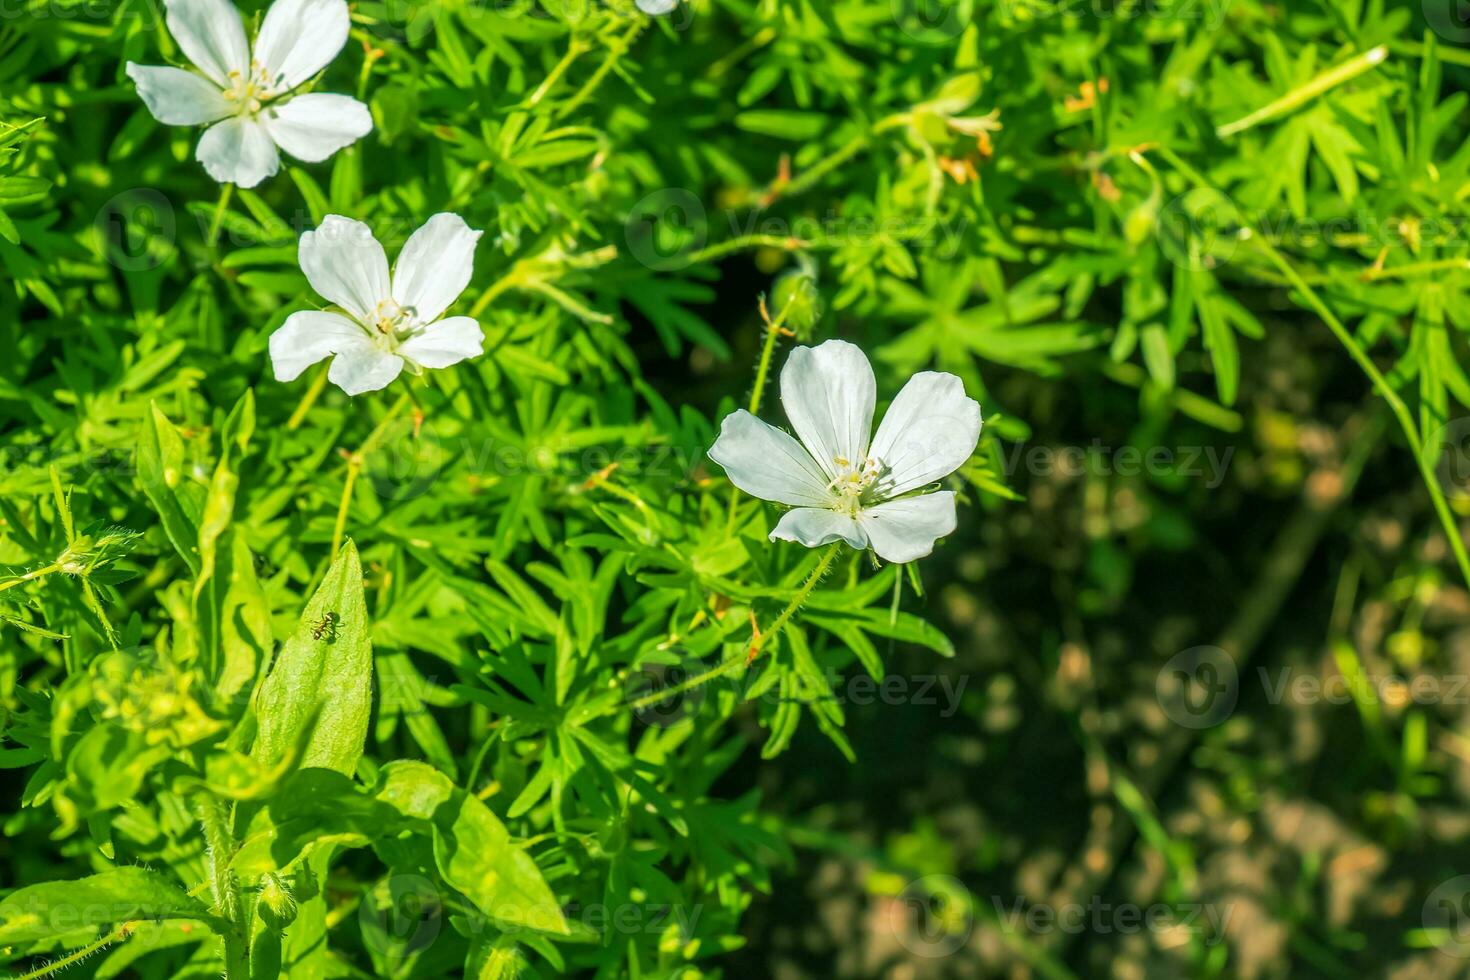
2;0;1469;977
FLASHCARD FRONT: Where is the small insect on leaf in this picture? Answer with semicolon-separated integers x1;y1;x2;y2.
311;612;339;642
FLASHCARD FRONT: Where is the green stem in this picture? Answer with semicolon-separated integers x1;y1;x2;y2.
208;183;234;248
287;365;331;430
0;562;60;593
771;114;906;201
11;924;132;980
626;543;843;713
726;293;798;532
1359;258;1470;282
528;37;590;107
195;793;249;979
331;393;412;560
469;266;524;319
1154;144;1470;590
556;21;644;119
683;234;809;266
1216;46;1387;138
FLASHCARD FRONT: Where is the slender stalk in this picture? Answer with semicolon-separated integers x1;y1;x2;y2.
528;37;590;107
746;312;786;418
1154;143;1470;590
768;115;906;202
287;365;331;430
683;234;809;266
749;543;843;658
1359;258;1470;282
1245;239;1470;586
725;293;798;531
626;543;843;713
0;562;60;593
208;183;234;248
331;393;412;559
469;267;523;319
1391;39;1470;68
556;21;644;119
1216;46;1387;138
11;924;133;980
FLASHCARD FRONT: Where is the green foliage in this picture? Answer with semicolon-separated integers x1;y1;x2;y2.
3;0;1470;977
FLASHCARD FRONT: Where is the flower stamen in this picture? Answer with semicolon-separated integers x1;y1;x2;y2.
827;454;882;515
222;60;276;116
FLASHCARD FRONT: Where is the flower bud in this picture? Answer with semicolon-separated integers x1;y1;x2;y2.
258;872;298;931
772;271;822;338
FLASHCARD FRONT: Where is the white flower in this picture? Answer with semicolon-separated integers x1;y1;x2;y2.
636;0;679;13
125;0;372;188
709;340;982;564
269;213;485;396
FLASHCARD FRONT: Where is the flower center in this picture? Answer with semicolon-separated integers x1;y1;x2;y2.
828;454;882;516
367;299;418;351
222;60;277;116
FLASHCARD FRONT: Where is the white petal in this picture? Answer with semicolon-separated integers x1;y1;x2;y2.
708;410;835;508
779;339;876;481
298;215;390;322
196;116;280;188
327;346;404;395
269;310;368;382
263;94;372;162
391;213;482;325
163;0;249;87
770;508;867;551
253;0;350;94
636;0;678;12
398;316;483;369
125;64;233;125
857;492;958;564
867;372;982;498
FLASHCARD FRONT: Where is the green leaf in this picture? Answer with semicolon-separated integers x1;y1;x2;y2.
375;761;570;936
0;868;213;945
135;404;202;576
734;110;829;140
252;541;373;777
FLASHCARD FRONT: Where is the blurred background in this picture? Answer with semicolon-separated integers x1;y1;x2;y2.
680;266;1470;979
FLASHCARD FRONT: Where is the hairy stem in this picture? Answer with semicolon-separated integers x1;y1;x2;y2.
1155;144;1470;590
725;294;800;531
196;793;249;978
627;543;843;713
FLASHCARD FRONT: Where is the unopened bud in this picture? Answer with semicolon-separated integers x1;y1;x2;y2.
772;271;822;338
258;872;297;931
